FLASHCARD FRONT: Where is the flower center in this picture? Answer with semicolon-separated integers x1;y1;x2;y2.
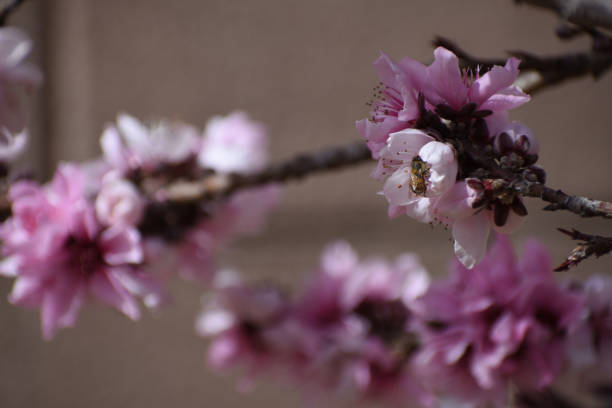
409;155;431;196
354;299;410;344
65;236;104;276
366;82;403;123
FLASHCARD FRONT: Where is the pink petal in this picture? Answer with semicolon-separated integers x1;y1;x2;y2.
468;58;520;106
9;275;43;306
387;204;406;219
100;226;143;265
0;27;31;67
435;181;477;219
89;270;140;320
40;274;83;340
479;85;530;113
452;211;491;269
100;126;128;170
374;51;401;88
404;196;437;223
426;47;468;109
518;239;552;280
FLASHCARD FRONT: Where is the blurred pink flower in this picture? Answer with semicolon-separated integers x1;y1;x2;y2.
143;111;280;282
198;111;268;174
197;242;433;406
0;164;162;339
95;171;144;227
0;27;42;132
292;242;433;405
414;236;583;405
100;113;200;173
196;270;291;390
566;275;612;370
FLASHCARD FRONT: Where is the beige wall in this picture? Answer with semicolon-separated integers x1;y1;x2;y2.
1;1;612;407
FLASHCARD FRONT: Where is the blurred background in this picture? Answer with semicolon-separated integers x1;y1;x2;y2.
2;0;612;406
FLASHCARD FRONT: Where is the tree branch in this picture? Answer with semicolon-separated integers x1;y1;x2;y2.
554;228;612;271
161;141;373;202
515;0;612;32
0;0;26;26
516;181;612;218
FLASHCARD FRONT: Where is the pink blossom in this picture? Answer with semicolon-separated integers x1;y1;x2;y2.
95;171;144;226
566;275;612;370
414;236;583;405
154;111;278;282
100;114;200;173
291;242;433;405
196;270;291;386
0;164;162;339
0;27;42;132
356;52;426;158
358;48;535;269
381;130;458;223
424;47;528;113
197;242;433;405
198;111;268;174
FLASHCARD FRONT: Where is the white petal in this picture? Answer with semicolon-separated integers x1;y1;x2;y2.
452;211;490;269
384;128;434;161
419;141;458;196
383;166;417;206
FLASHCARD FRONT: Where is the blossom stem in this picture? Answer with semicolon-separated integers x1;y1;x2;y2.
433;36;612;94
514;0;612;31
0;0;27;26
554;228;612;271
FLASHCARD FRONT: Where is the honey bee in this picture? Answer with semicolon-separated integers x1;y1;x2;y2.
409;155;430;196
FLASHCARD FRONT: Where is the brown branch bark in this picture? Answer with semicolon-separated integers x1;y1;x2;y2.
161;141;373;202
516;181;612;218
515;0;612;32
554;228;612;271
0;0;27;26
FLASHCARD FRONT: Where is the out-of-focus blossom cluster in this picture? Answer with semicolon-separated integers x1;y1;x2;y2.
0;111;279;339
357;47;544;268
197;237;612;407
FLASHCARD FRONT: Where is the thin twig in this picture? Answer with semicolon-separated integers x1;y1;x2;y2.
433;36;612;95
516;181;612;219
554;228;612;271
515;0;612;32
0;0;26;26
161;141;373;202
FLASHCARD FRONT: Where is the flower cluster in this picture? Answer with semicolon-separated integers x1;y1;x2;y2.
197;242;432;406
197;237;604;407
357;47;544;268
0;111;279;339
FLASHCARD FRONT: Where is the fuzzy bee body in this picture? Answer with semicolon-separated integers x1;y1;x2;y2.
409;155;430;196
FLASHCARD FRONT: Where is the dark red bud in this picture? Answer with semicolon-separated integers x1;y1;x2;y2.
494;204;510;227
